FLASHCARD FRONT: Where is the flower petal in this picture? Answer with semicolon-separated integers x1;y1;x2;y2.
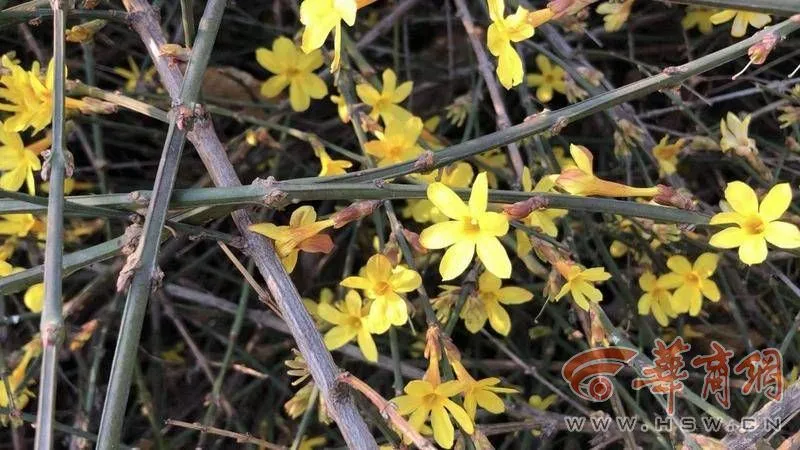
440;240;475;280
476;236;511;279
701;279;721;302
340;275;371;290
420;221;462;249
764;221;800;249
709;227;746;249
725;181;758;216
475;390;506;414
469;172;489;217
357;329;378;362
478;271;502;292
497;286;533;304
255;47;284;74
390;266;422;292
693;253;719;276
317;302;347;325
323;325;357;350
569;144;593;174
739;236;768;264
759;183;791;222
667;255;692;275
366;254;392;283
479;212;509;236
486;301;511;335
427;182;469;220
443;399;475;433
260;75;289;98
289;81;311;112
430;406;454;448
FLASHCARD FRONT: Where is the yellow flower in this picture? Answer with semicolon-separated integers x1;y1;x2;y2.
0;56;82;134
316;148;352;176
330;94;350;123
364;115;424;166
300;0;373;71
318;290;378;361
525;54;566;103
0;214;41;238
355;69;413;123
659;253;720;315
0;128;46;195
113;56;157;92
419;172;511;280
596;0;634;33
462;271;533;335
249;206;334;272
451;360;516;419
709;182;800;265
637;272;676;326
392;379;474;449
556;144;659;197
553;262;611;311
682;7;717;34
652;135;685;177
0;337;41;425
528;394;557;410
710;9;771;37
297;436;326;450
486;0;535;89
256;37;328;112
719;112;756;155
340;253;422;333
404;162;475;224
24;282;45;313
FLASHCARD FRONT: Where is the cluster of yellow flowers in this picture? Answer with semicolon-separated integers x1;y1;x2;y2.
637;253;720;326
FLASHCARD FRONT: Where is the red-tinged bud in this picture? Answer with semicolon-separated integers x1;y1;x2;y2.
401;229;428;255
331;200;382;228
502;196;549;220
653;185;697;211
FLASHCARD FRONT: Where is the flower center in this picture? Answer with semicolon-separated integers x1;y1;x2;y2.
374;281;392;296
462;216;480;235
285;67;301;79
684;272;700;285
743;215;766;235
347;317;362;329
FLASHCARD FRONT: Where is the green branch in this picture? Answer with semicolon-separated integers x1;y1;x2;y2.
34;1;68;447
95;1;228;448
0;182;711;224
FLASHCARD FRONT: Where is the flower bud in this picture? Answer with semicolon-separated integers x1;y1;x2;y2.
502;196;549;220
653;185;696;211
330;200;382;228
66;20;107;43
401;228;428;255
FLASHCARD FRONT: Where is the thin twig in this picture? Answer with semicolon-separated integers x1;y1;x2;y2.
451;0;525;184
165;419;286;449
